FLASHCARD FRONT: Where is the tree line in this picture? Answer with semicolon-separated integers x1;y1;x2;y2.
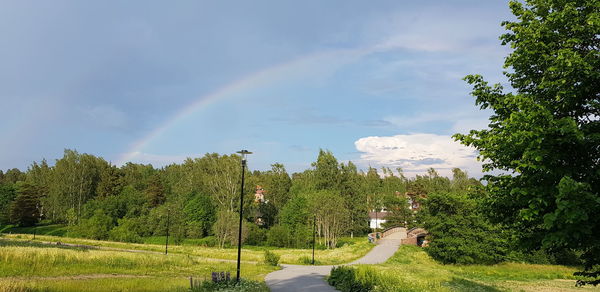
0;149;478;249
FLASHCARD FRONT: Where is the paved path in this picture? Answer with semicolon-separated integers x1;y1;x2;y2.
265;228;407;292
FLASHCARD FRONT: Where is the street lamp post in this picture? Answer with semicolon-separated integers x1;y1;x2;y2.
312;214;316;265
165;208;170;255
236;150;252;282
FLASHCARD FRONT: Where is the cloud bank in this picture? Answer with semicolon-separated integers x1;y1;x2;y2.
354;133;482;178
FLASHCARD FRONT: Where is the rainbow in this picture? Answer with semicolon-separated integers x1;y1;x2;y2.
116;48;367;165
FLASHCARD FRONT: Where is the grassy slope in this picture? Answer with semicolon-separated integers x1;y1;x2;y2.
352;245;600;291
1;232;373;265
0;229;373;291
0;239;276;292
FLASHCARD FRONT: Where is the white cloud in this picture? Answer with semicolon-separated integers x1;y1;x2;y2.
354;133;482;178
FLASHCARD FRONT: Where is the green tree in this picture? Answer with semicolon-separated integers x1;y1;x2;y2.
9;182;40;226
46;150;103;222
183;192;216;237
313;149;340;191
364;167;383;230
0;183;17;224
381;193;411;228
2;168;26;184
109;217;143;243
339;162;369;237
307;190;349;249
73;209;114;240
96;164;123;198
263;163;292;212
278;195;311;247
25;160;51;219
145;174;165;207
200;154;242;212
420;192;507;265
212;210;248;248
454;0;599;284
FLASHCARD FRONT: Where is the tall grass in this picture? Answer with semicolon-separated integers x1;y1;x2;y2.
333;246;596;292
0;277;190;292
1;234;373;265
0;239;276;292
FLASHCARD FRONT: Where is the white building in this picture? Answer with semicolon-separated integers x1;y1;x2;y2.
368;210;388;229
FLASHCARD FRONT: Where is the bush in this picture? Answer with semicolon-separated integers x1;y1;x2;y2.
245;224;267;246
299;256;320;265
266;225;290;247
263;250;280;266
328;266;374;292
109;218;143;243
71;209;114;240
190;278;269;292
507;248;583;266
195;236;218;247
420;192;507;265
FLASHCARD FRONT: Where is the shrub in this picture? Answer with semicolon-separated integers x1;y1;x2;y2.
184;193;216;237
420;192;507;265
328;266;374;292
299;256;320;265
190;278;269;292
195;236;218;247
266;225;290;247
263;250;280;266
245;224;267;246
109;218;143;243
71;209;114;240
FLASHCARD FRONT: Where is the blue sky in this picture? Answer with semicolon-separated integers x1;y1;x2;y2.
0;1;514;177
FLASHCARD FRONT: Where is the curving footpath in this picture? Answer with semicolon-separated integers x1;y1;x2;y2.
265;228;407;292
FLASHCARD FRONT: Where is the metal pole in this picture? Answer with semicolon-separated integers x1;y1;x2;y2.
165;209;170;255
33;225;36;240
312;214;316;265
236;159;246;282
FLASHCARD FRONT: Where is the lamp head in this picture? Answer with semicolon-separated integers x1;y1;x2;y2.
237;150;253;161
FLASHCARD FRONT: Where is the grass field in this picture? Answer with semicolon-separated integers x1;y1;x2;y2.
5;227;591;291
0;238;276;292
347;245;600;291
0;228;374;291
1;231;373;265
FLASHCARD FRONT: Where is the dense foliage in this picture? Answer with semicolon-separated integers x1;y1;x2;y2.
328;266;375;292
0;149;478;250
190;278;270;292
454;0;599;285
419;192;507;265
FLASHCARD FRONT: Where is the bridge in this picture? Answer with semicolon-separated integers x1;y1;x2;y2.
265;226;407;292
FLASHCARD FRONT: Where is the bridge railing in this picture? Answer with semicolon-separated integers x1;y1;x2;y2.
368;226;403;243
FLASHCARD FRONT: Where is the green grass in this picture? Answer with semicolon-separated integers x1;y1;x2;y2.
1;233;373;265
0;277;191;292
0;229;374;291
347;245;600;291
0;224;69;237
0;238;276;292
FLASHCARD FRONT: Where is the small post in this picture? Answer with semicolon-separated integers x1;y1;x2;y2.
33;225;36;240
165;208;170;255
312;214;316;265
